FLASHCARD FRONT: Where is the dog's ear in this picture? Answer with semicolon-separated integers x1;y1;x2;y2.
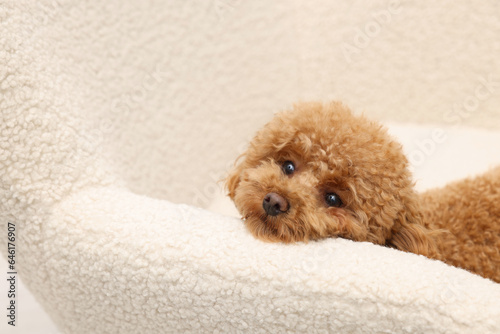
225;168;240;200
387;194;439;259
225;156;246;200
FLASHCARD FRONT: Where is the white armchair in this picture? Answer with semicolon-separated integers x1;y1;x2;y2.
1;1;499;333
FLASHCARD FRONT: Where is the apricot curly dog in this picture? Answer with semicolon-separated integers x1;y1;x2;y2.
226;102;500;283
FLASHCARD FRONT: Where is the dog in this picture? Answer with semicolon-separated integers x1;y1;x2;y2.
226;102;500;283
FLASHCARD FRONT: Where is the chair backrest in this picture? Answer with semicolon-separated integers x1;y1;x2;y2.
2;0;499;209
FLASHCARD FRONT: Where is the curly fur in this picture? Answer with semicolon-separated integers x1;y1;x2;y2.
226;102;500;283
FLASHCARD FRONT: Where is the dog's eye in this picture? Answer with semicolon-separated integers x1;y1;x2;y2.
282;161;295;175
325;193;343;207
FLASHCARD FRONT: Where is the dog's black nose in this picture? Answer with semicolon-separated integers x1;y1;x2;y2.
263;192;289;216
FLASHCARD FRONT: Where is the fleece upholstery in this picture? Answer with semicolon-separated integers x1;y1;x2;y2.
2;0;499;206
1;1;500;333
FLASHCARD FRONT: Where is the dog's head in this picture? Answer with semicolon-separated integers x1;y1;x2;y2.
226;102;437;257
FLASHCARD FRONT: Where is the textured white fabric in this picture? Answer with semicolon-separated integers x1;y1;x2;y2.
1;0;500;333
29;187;500;333
2;0;500;206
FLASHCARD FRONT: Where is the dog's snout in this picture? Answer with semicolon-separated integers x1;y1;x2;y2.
263;192;289;216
